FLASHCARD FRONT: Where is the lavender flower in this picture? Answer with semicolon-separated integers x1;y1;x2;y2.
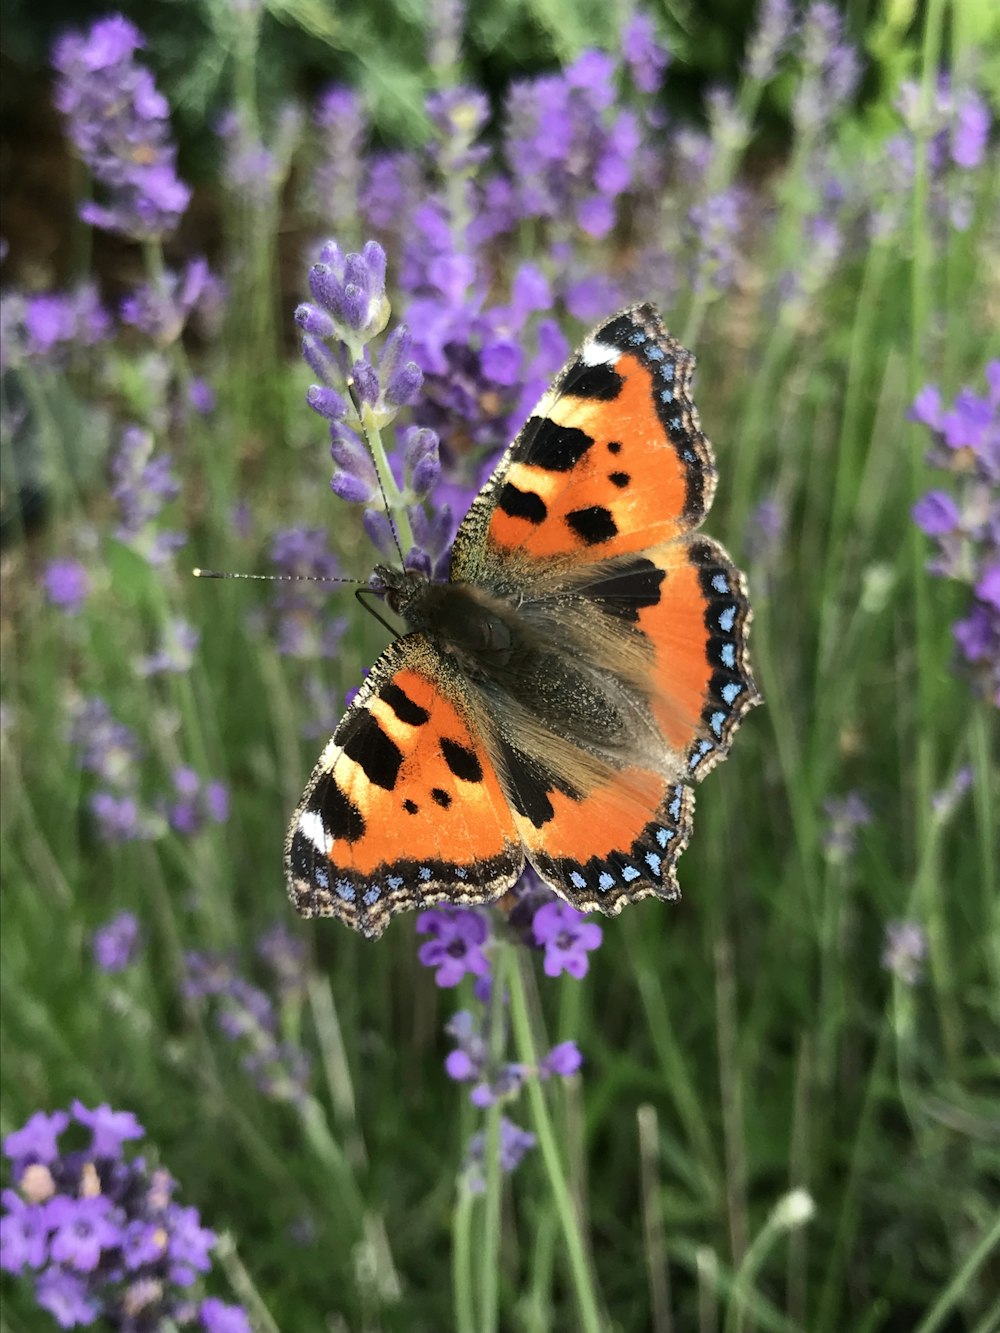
821;791;872;862
69;698;142;788
2;1101;246;1329
43;559;90;614
120;259;226;346
256;922;308;1000
1;284;111;370
92;911;141;973
931;766;974;819
791;3;861;137
183;953;311;1104
882;920;928;985
217;102;303;213
911;363;1000;704
541;1040;583;1078
444;1010;526;1108
166;767;230;835
111;425;185;566
531;902;603;979
200;1298;253;1332
416;908;490;988
746;0;796;82
463;1117;536;1194
69;698;163;843
621;13;670;94
301;239;389;348
52;15;191;239
135;618;200;676
311;86;367;238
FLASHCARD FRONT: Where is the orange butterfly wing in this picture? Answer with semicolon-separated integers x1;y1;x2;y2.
285;636;523;938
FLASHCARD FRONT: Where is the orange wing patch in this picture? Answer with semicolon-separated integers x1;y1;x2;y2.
507;761;695;916
459;305;717;570
285;636;523;938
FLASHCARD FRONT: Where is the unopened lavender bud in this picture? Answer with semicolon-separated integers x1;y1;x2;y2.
332;472;373;503
340;282;368;331
308;263;343;317
404;547;432;578
306;385;348;420
385;360;423;407
402;426;441;496
294;303;335;338
363;510;399;560
350;359;379;406
317;239;343;267
300;334;339;387
362;239;387;290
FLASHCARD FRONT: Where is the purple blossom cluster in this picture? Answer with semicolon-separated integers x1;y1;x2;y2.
887;77;992;233
69;697;160;844
68;698;229;845
1;1103;248;1330
120;259;226;348
164;766;230;835
413;881;600;1188
911;362;1000;705
821;791;872;863
0;284;112;371
111;425;185;566
216;103;303;213
92;911;142;973
44;560;91;616
52;15;191;240
183;949;311;1105
882;920;928;986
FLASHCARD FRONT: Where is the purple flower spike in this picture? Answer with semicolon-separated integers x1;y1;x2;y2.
531;902;603;979
416;908;491;987
43;559;90;614
622;13;670;93
401;426;441;497
541;1040;583;1078
882;920;928;985
52;16;190;239
465;1117;536;1193
304;240;390;345
92;911;141;973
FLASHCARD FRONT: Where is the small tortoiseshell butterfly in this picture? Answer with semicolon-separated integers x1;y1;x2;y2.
285;304;760;938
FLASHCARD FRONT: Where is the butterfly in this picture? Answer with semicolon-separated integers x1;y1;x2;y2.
285;304;761;938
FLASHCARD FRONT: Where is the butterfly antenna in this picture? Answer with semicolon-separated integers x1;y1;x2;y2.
345;376;406;568
192;569;365;585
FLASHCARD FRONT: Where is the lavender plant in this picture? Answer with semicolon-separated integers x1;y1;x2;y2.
1;1104;250;1330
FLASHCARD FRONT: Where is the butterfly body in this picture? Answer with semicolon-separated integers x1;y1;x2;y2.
286;305;761;938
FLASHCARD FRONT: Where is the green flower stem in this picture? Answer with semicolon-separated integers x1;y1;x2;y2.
507;947;603;1333
213;1231;282;1333
912;1208;1000;1333
358;401;415;554
479;941;510;1333
724;1200;812;1333
453;1182;478;1333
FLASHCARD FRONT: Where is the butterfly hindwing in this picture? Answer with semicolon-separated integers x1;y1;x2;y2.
285;635;524;938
